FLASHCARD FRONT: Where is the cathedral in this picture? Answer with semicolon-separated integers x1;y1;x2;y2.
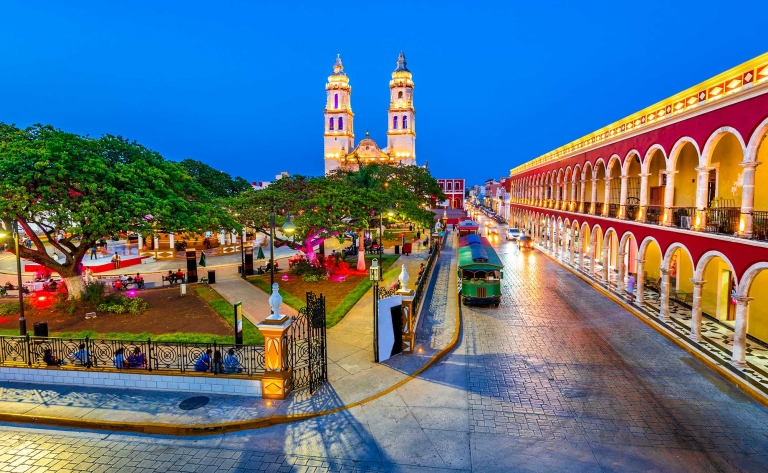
324;52;417;174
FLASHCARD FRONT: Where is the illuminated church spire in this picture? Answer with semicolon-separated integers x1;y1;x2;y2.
324;54;355;174
387;51;416;165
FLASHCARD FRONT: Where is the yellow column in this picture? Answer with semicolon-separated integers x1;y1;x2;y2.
399;291;415;353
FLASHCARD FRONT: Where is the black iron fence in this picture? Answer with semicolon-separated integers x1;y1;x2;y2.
672;207;696;230
594;202;604;215
752;211;768;242
606;203;620;218
705;207;740;235
624;203;639;221
412;232;442;316
645;205;663;225
0;335;266;377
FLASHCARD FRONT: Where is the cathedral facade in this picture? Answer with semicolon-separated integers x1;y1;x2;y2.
324;52;416;174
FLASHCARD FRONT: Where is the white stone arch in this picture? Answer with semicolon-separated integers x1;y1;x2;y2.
701;126;747;168
622;150;641;176
667;136;701;172
593;158;607;179
662;242;695;271
590;223;604;246
638;236;663;263
745;115;768;164
737;262;768;297
606;154;622;178
572;164;581;183
618;230;636;253
581;161;593;180
602;226;619;249
694;250;738;285
642;144;668;174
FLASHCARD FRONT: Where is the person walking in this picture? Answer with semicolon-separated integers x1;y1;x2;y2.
626;273;636;302
90;245;98;260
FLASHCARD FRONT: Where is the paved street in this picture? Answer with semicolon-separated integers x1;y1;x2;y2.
2;236;768;471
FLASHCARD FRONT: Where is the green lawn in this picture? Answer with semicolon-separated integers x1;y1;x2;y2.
0;287;264;345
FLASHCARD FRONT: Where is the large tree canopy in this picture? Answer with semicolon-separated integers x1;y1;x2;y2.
231;162;445;267
178;158;252;199
0;124;235;296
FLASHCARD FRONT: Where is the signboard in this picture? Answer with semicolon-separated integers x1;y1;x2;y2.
186;250;198;283
376;295;403;362
234;301;243;345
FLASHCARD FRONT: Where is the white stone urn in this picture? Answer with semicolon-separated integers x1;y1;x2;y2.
265;283;286;321
399;264;410;291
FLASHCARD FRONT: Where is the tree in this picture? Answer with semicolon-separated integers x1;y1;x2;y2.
230;175;382;265
178;158;252;199
231;162;445;271
0;124;235;297
328;161;446;269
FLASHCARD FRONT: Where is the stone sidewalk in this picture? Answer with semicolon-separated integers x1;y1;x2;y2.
0;232;458;429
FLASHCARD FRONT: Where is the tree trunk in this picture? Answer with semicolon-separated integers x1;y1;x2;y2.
302;240;318;264
357;232;366;271
63;275;85;300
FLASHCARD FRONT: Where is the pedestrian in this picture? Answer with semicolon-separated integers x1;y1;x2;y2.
90;245;97;260
111;252;121;269
626;273;636;302
69;343;89;366
224;349;242;374
194;349;213;372
113;348;127;369
85;267;94;284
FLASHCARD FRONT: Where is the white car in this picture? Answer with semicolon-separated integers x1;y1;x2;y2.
506;228;523;241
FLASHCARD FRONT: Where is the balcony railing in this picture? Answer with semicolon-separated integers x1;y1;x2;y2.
704;207;740;235
753;210;768;241
645;205;663;225
606;203;620;219
625;204;638;220
594;202;604;215
672;207;696;230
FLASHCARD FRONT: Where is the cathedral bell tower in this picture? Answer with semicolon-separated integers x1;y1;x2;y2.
387;51;416;165
324;55;355;174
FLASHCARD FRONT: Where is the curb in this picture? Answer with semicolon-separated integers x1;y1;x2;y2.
0;244;463;436
538;247;768;411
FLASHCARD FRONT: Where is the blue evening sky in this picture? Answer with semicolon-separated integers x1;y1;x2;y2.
1;1;766;186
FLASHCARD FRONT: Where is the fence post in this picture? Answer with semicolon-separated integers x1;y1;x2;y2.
85;335;91;368
26;333;31;366
147;338;152;372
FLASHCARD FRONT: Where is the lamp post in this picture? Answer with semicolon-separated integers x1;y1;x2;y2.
369;258;381;363
0;221;26;335
270;204;296;288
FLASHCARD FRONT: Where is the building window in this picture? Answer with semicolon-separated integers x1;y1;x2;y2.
398;91;403;99
447;182;453;191
403;115;408;129
334;94;338;109
393;116;398;129
329;117;334;131
338;117;344;130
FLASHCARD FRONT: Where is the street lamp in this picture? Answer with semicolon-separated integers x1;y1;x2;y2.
0;221;26;335
270;204;296;288
369;258;382;363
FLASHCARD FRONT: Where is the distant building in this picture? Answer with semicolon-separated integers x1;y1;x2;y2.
252;172;290;190
436;179;465;209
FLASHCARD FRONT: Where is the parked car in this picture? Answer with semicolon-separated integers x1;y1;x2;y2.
517;236;533;250
506;228;523;241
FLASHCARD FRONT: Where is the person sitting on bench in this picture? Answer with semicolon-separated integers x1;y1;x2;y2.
175;269;185;283
134;273;144;289
166;270;176;284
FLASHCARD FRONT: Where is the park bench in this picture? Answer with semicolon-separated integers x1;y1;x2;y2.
162;275;186;286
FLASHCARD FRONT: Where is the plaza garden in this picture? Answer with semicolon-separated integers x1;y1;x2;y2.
0;123;444;345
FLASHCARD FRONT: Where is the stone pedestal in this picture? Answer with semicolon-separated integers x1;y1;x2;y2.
257;316;293;400
399;292;415;353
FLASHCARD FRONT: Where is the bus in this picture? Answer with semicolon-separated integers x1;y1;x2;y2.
458;234;503;306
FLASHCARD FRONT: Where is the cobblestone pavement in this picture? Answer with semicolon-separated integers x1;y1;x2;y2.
463;238;768;471
3;237;768;472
